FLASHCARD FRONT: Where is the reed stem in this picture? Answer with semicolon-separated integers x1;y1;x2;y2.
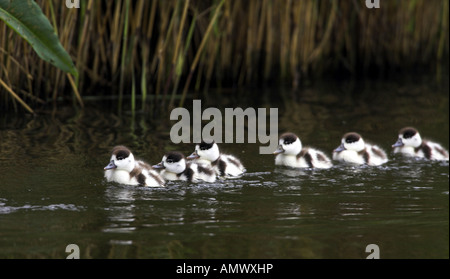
179;0;225;107
0;0;448;113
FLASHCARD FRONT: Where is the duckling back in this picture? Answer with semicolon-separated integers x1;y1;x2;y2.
214;154;246;177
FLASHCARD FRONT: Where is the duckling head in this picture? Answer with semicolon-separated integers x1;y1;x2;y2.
335;132;365;153
187;140;220;162
392;127;422;149
273;133;302;155
154;151;186;174
104;145;136;173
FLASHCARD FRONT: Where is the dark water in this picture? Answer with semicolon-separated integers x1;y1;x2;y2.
0;76;448;259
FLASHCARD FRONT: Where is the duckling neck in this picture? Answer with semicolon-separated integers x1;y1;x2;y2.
176;161;190;175
211;154;221;165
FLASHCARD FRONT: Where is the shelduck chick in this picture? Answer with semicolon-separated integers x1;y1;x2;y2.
153;151;216;183
187;141;246;177
104;145;165;187
392;127;449;160
273;132;332;169
333;132;388;166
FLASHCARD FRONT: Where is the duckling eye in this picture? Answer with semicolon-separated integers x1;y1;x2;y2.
166;159;174;164
284;140;293;145
117;156;124;160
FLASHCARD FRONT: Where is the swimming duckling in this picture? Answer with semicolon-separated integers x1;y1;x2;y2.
392;127;449;160
333;132;388;166
273;132;332;169
187;141;246;177
104;145;165;187
153;151;216;183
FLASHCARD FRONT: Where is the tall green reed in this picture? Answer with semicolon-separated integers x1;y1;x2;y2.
0;0;448;114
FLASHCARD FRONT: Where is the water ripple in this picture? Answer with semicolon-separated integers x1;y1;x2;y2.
0;203;85;214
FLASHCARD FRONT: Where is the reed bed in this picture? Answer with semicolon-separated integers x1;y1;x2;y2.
0;0;448;113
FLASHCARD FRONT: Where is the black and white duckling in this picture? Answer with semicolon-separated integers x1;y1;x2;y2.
152;151;216;183
333;132;388;166
104;145;165;187
187;141;246;177
273;132;332;169
392;127;449;160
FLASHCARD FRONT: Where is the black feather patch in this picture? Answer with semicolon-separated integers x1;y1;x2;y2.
344;133;361;144
304;153;313;168
316;152;327;162
371;146;386;159
227;157;241;168
181;167;194;181
199;140;215;151
435;146;449;158
129;167;146;186
137;173;146;186
298;148;313;168
416;142;432;159
150;172;165;185
112;145;131;160
165;151;184;163
400;127;417;139
212;158;227;176
197;165;214;176
363;150;370;164
280;133;298;145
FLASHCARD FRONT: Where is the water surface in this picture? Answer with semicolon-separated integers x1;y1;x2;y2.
0;76;448;258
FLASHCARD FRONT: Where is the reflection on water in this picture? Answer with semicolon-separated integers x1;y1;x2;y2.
0;75;448;258
0;202;84;215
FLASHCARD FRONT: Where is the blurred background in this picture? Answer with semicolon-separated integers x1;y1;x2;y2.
0;0;448;113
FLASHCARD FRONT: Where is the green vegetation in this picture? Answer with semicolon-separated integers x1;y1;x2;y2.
0;0;78;113
0;0;448;113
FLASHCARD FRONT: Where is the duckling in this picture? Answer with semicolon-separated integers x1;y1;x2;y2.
187;141;246;177
333;132;388;166
104;145;165;187
392;127;449;160
152;151;216;183
273;132;332;169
